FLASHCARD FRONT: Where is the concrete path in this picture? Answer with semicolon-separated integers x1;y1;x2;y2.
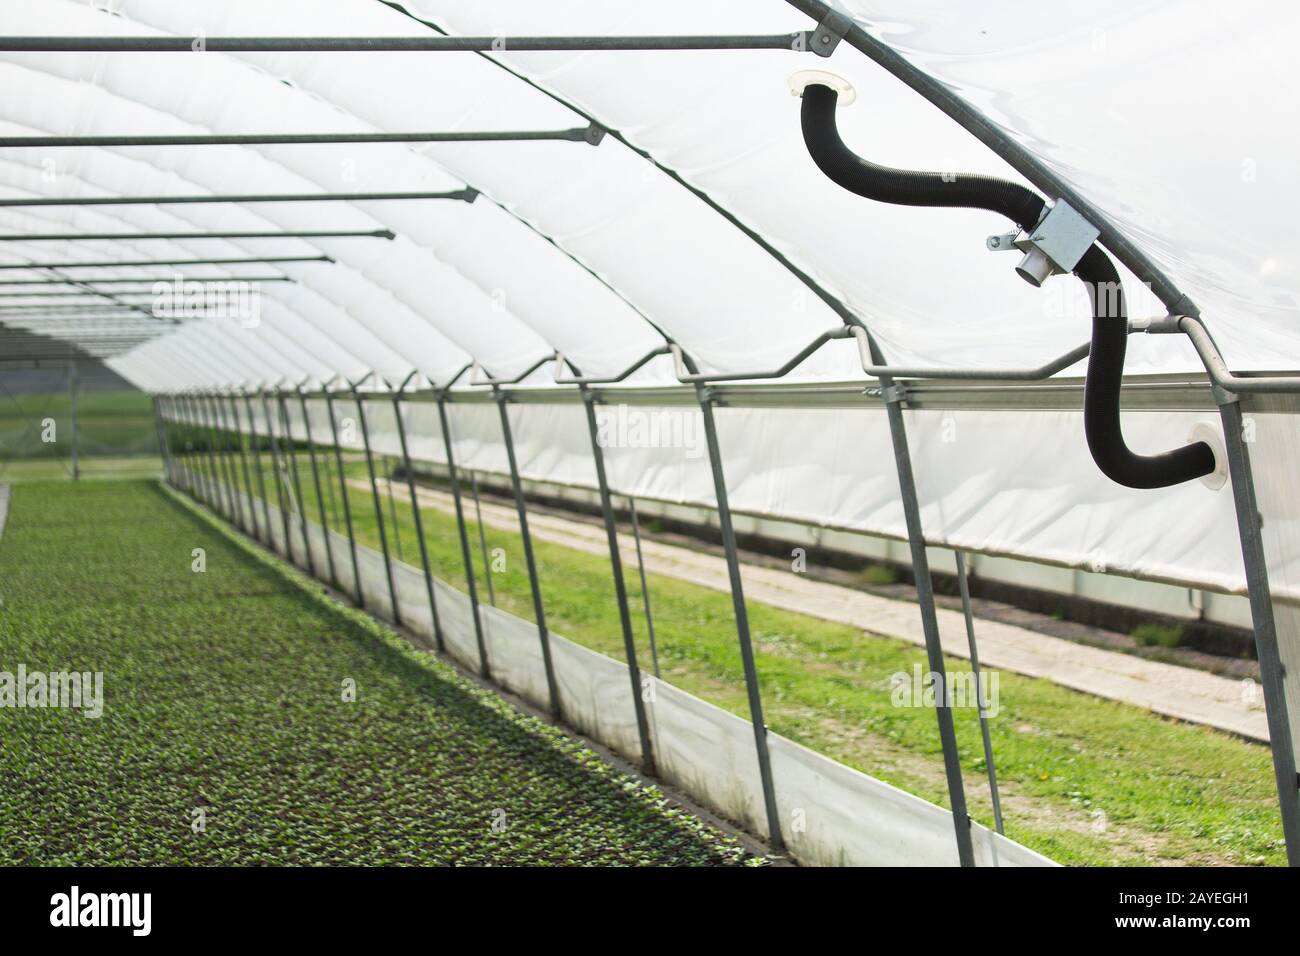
361;478;1269;743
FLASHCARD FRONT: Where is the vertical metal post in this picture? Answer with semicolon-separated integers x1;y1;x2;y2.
324;388;363;605
178;396;199;494
495;389;561;717
203;395;236;519
384;456;404;563
955;551;1004;835
1217;391;1300;865
278;390;315;576
392;392;444;653
151;396;172;486
299;387;338;589
437;394;490;677
68;360;79;481
580;387;656;775
214;394;248;533
695;385;784;851
469;470;496;607
874;364;976;866
228;395;259;540
195;394;223;510
242;392;273;546
629;496;661;679
181;395;210;503
260;390;294;560
354;387;401;625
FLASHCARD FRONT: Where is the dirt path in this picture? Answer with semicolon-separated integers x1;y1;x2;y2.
360;478;1268;743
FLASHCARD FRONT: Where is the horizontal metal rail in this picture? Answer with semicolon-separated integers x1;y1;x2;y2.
0;229;393;242
0;189;478;208
0;34;812;53
467;354;557;387
670;327;852;383
850;326;1092;382
0;254;332;270
553;345;670;385
0;127;599;148
0;275;295;285
1144;315;1300;395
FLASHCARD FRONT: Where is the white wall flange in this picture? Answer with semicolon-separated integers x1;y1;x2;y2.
788;70;857;106
1188;421;1229;490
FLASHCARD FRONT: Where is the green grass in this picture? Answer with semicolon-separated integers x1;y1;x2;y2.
1132;623;1185;648
205;441;1289;867
0;480;759;866
0;388;157;460
0;455;162;482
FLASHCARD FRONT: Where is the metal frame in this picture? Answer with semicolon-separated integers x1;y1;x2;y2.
1;129;598;149
5;34;814;53
436;388;491;677
277;388;316;577
0;229;394;242
226;393;258;540
579;384;657;775
212;392;247;533
323;383;363;604
389;373;444;652
242;389;273;546
955;552;1004;835
0;189;478;208
352;377;401;625
492;385;561;718
297;383;337;589
259;388;294;560
692;378;785;851
0;255;332;271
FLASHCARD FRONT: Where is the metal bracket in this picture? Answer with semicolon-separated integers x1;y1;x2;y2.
809;9;853;58
864;383;908;405
988;199;1099;287
584;123;608;146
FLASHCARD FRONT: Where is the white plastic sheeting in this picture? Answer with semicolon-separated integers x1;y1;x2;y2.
191;468;1052;867
11;8;1300;638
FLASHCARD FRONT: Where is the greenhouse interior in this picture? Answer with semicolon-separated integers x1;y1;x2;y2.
0;0;1297;896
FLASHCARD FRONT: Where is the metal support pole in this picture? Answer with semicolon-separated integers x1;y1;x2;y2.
213;394;248;533
324;389;363;605
580;387;656;775
437;395;490;677
227;395;258;540
183;396;210;502
1217;392;1300;865
391;393;443;652
68;360;79;480
299;388;337;589
194;395;222;510
469;470;496;607
495;389;561;717
384;456;404;563
260;391;294;560
629;496;661;679
875;375;976;866
695;385;784;851
354;389;401;625
278;390;315;576
955;551;1004;836
242;392;273;546
151;396;172;486
202;392;236;520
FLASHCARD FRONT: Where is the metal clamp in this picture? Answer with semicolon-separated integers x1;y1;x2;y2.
808;9;853;58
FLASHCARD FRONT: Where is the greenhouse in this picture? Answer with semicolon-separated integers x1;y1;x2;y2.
0;0;1297;882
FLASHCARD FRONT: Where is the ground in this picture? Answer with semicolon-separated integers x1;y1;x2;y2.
0;481;758;866
211;440;1286;867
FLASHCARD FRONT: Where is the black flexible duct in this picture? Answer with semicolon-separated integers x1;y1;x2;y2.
799;83;1215;490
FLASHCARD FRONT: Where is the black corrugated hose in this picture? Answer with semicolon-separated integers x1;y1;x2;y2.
800;82;1215;489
